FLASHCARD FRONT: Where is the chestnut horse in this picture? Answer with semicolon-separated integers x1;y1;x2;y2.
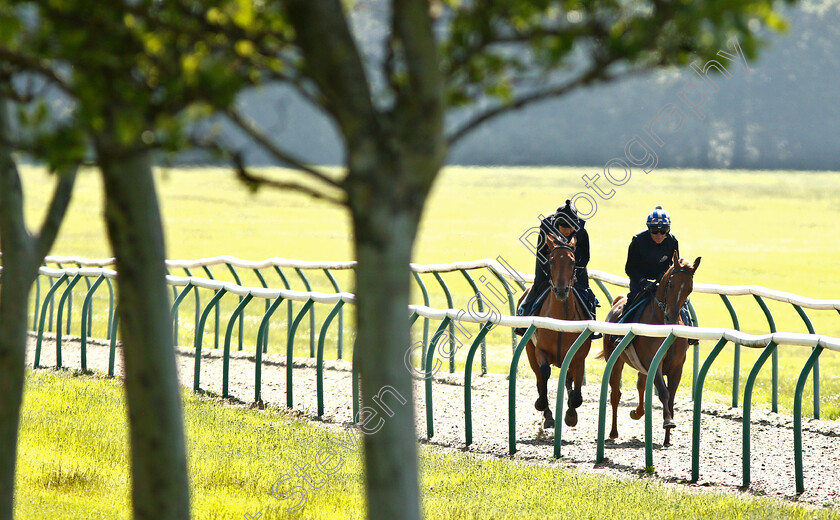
517;234;592;429
601;251;700;446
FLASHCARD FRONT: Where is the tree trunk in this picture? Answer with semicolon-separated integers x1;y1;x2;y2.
349;169;425;520
97;149;191;520
0;99;39;520
0;255;34;520
0;99;76;520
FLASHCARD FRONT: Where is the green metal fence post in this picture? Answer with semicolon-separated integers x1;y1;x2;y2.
742;340;778;488
593;279;614;305
170;284;195;346
194;287;227;391
32;275;40;331
225;263;246;353
794;343;823;493
554;329;593;458
687;299;699;400
201;266;221;350
412;272;431;359
183;268;201;345
35;273;69;368
253;269;272;350
317;300;346;417
286;299;315;408
464;322;494;446
109;305;120;376
104;278;114;340
508;325;537;455
488;268;518;355
80;275;106;371
793;304;819;420
597;333;637;463
432;272;457;373
255;296;285;403
425;318;452;439
644;333;677;471
76;263;93;337
55;274;82;368
460;270;488;375
323;269;344;359
294;268;316;357
720;294;741;407
691;337;729;483
753;295;778;412
273;266;293;354
223;293;253;398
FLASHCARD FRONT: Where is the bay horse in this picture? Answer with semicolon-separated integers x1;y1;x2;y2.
517;233;592;429
601;251;701;446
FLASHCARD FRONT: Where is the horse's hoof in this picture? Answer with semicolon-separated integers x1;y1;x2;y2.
544;418;555;429
535;397;548;411
564;409;578;427
630;409;643;420
609;431;618;440
663;440;671;447
664;420;676;429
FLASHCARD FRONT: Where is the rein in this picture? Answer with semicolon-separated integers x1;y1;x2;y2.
548;243;576;295
547;242;578;322
652;267;694;312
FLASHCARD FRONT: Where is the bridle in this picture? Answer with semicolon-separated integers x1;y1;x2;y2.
548;242;576;299
652;266;694;312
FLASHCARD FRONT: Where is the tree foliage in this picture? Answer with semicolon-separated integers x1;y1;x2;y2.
0;1;796;520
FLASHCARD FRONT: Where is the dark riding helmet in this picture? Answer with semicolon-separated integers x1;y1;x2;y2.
646;205;671;228
555;199;581;229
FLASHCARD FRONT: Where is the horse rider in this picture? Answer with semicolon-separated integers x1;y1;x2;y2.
515;200;600;336
622;205;697;344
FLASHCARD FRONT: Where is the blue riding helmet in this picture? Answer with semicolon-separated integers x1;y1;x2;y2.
646;205;671;228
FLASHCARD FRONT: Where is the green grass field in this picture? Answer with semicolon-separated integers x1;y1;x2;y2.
13;166;840;517
19;166;840;419
16;370;840;519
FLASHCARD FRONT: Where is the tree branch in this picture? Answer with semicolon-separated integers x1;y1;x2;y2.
224;108;343;189
0;48;76;100
35;165;78;259
392;0;445;146
186;134;346;205
282;0;380;145
447;56;630;146
233;163;346;205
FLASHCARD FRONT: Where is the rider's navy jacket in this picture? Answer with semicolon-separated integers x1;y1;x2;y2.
625;230;679;295
537;213;590;288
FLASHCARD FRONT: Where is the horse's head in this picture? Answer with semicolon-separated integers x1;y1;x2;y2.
655;251;701;324
547;233;576;301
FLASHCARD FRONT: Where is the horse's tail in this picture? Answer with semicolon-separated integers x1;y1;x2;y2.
596;339;615;360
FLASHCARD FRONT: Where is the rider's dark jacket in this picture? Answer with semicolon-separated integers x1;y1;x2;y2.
536;213;590;289
625;229;679;299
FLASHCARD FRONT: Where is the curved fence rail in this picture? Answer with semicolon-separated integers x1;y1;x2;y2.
33;255;840;419
6;260;840;496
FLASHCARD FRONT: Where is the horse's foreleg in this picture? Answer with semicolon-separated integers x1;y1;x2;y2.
564;355;586;427
664;363;684;447
652;366;674;446
526;342;547;411
629;372;645;420
527;340;555;428
608;359;624;439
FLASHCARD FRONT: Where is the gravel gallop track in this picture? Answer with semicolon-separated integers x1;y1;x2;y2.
26;333;840;508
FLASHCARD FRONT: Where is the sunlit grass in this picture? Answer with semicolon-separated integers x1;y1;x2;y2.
18;166;840;419
16;371;840;519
